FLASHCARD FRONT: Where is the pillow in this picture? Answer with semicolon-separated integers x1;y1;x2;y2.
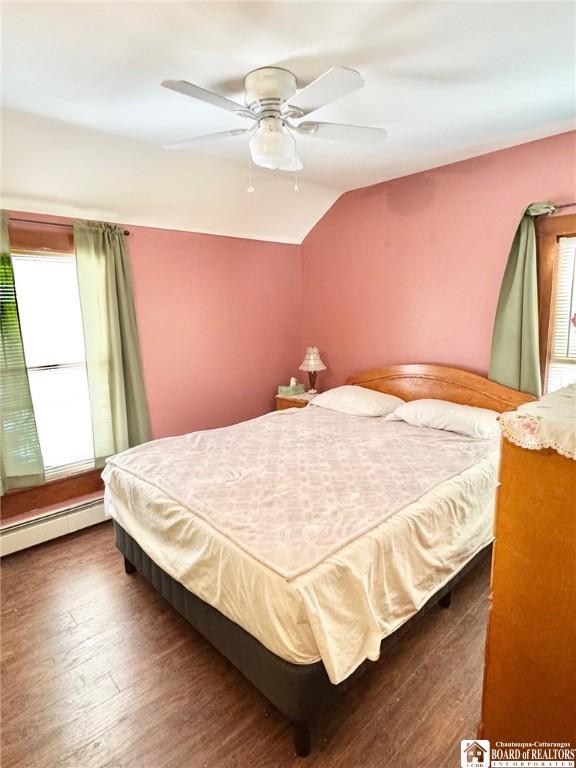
385;399;500;438
311;385;404;417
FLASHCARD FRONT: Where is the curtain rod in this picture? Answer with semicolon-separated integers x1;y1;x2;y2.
554;202;576;210
9;217;130;236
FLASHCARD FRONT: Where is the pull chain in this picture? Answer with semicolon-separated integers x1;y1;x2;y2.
246;156;255;193
289;128;300;192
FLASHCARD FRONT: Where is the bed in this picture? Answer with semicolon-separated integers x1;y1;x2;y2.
103;364;533;755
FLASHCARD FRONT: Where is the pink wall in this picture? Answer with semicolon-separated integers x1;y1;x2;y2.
9;211;302;438
301;131;576;389
128;227;301;437
11;130;575;438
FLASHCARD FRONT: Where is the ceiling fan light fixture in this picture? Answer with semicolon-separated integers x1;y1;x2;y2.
249;117;297;171
162;65;386;171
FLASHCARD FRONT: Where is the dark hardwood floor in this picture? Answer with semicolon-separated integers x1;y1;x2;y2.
1;522;490;768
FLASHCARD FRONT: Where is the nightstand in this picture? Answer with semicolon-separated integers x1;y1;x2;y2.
275;393;317;411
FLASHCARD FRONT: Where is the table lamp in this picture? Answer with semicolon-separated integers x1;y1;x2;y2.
299;347;327;393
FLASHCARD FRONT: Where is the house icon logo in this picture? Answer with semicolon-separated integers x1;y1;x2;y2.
461;740;490;767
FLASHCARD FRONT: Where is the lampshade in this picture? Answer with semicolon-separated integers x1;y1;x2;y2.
299;346;327;373
249;117;298;171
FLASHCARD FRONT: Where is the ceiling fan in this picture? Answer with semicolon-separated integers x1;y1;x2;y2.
161;66;387;172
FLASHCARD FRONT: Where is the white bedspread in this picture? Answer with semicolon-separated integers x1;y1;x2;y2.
103;407;499;683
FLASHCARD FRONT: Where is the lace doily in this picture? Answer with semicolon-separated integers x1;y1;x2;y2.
499;384;576;460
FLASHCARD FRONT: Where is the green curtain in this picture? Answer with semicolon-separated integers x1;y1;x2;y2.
74;222;151;466
0;214;45;494
488;202;555;397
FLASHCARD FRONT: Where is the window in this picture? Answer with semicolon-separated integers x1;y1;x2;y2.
11;252;95;479
537;213;576;394
547;236;576;392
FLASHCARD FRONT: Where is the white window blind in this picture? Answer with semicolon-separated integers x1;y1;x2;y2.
11;253;95;479
546;235;576;393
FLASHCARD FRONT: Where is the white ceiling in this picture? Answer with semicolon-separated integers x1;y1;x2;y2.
1;1;575;243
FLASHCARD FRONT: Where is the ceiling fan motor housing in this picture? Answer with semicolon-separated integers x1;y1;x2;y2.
244;67;297;113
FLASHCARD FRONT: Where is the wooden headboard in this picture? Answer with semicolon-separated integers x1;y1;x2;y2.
346;364;535;413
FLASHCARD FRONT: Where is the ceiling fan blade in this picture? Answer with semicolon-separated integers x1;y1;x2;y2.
288;67;363;115
162;79;246;114
294;121;387;144
163;128;253;150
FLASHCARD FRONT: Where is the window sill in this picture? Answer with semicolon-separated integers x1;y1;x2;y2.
0;490;103;529
2;469;104;521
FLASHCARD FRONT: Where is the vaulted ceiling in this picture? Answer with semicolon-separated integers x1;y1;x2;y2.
1;1;574;242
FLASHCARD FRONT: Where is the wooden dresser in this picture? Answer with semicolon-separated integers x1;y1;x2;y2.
480;386;576;743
